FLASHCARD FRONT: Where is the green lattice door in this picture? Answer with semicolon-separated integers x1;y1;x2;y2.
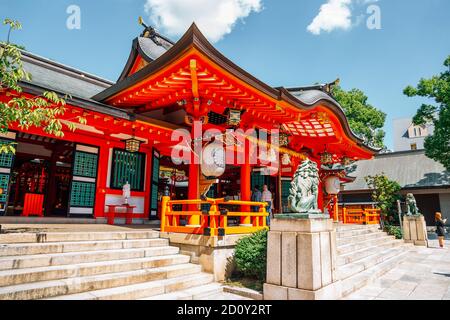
69;144;99;216
281;178;292;213
0;133;16;216
149;149;160;220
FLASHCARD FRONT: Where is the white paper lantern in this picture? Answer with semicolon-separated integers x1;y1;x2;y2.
201;142;226;177
325;176;341;194
281;153;291;165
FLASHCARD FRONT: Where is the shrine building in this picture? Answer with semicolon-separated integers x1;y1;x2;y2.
0;23;379;231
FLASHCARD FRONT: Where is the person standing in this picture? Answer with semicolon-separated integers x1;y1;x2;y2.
251;186;262;212
435;212;447;248
261;184;273;226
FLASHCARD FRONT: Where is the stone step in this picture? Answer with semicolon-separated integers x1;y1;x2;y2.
46;273;214;300
337;246;407;281
140;283;223;300
335;224;380;232
337;235;396;255
0;230;160;244
337;238;404;267
340;249;410;297
336;226;382;239
203;292;253;300
337;230;388;246
0;238;169;257
0;246;180;271
0;263;202;300
0;254;190;287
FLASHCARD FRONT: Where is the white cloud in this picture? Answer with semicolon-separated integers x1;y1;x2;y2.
144;0;263;43
307;0;353;35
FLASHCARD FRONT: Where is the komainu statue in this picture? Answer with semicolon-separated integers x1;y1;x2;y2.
406;193;420;216
288;159;321;213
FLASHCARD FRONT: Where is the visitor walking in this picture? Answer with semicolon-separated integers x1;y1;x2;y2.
435;212;447;248
261;185;273;226
251;186;262;212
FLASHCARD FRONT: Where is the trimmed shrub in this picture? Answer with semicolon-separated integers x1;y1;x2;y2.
234;229;268;281
384;224;402;239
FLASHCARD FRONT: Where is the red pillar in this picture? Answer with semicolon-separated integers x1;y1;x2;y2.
317;163;324;212
143;146;153;220
333;195;339;222
94;139;110;218
187;162;200;226
240;139;251;224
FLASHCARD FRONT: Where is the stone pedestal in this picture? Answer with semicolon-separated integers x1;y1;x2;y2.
159;232;248;281
403;215;428;246
263;215;341;300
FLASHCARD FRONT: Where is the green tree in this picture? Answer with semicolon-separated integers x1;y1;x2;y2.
0;19;85;154
404;55;450;171
332;86;386;148
365;174;401;222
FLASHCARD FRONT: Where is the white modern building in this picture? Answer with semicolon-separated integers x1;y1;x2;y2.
393;117;434;152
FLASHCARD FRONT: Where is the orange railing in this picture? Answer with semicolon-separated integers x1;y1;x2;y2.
160;196;269;236
341;208;381;225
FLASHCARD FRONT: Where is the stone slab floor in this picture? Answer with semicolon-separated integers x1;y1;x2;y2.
0;224;158;233
345;237;450;300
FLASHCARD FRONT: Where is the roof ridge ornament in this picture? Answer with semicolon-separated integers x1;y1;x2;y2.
324;78;340;95
138;16;162;46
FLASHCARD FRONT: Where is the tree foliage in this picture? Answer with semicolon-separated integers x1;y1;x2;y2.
365;174;401;218
404;55;450;171
0;19;85;154
332;86;386;148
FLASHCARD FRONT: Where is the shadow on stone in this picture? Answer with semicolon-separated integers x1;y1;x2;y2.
433;272;450;278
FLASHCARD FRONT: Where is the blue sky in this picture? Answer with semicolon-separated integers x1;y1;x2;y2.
1;0;449;150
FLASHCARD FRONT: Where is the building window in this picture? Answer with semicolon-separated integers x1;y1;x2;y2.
408;124;428;138
110;149;146;191
410;143;417;150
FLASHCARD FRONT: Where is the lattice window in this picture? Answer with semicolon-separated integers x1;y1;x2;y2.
70;181;95;207
0;140;14;168
73;152;98;178
281;180;292;213
283;120;335;138
111;149;146;191
251;172;269;190
0;174;10;203
152;157;160;184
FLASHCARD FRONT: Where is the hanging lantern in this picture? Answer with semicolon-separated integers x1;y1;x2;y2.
124;130;142;153
201;141;226;178
324;176;341;195
279;131;290;147
227;108;241;126
125;138;141;153
320;151;333;164
281;153;291;165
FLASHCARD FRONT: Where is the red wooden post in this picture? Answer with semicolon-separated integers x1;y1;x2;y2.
94;137;110;218
240;138;251;225
107;205;116;225
143;146;153;220
333;195;339;222
187;162;200;226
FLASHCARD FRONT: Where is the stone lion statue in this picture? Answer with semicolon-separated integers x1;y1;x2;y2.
288;159;320;213
406;193;420;216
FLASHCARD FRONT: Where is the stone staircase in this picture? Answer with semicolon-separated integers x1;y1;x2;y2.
0;230;231;300
336;224;413;298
